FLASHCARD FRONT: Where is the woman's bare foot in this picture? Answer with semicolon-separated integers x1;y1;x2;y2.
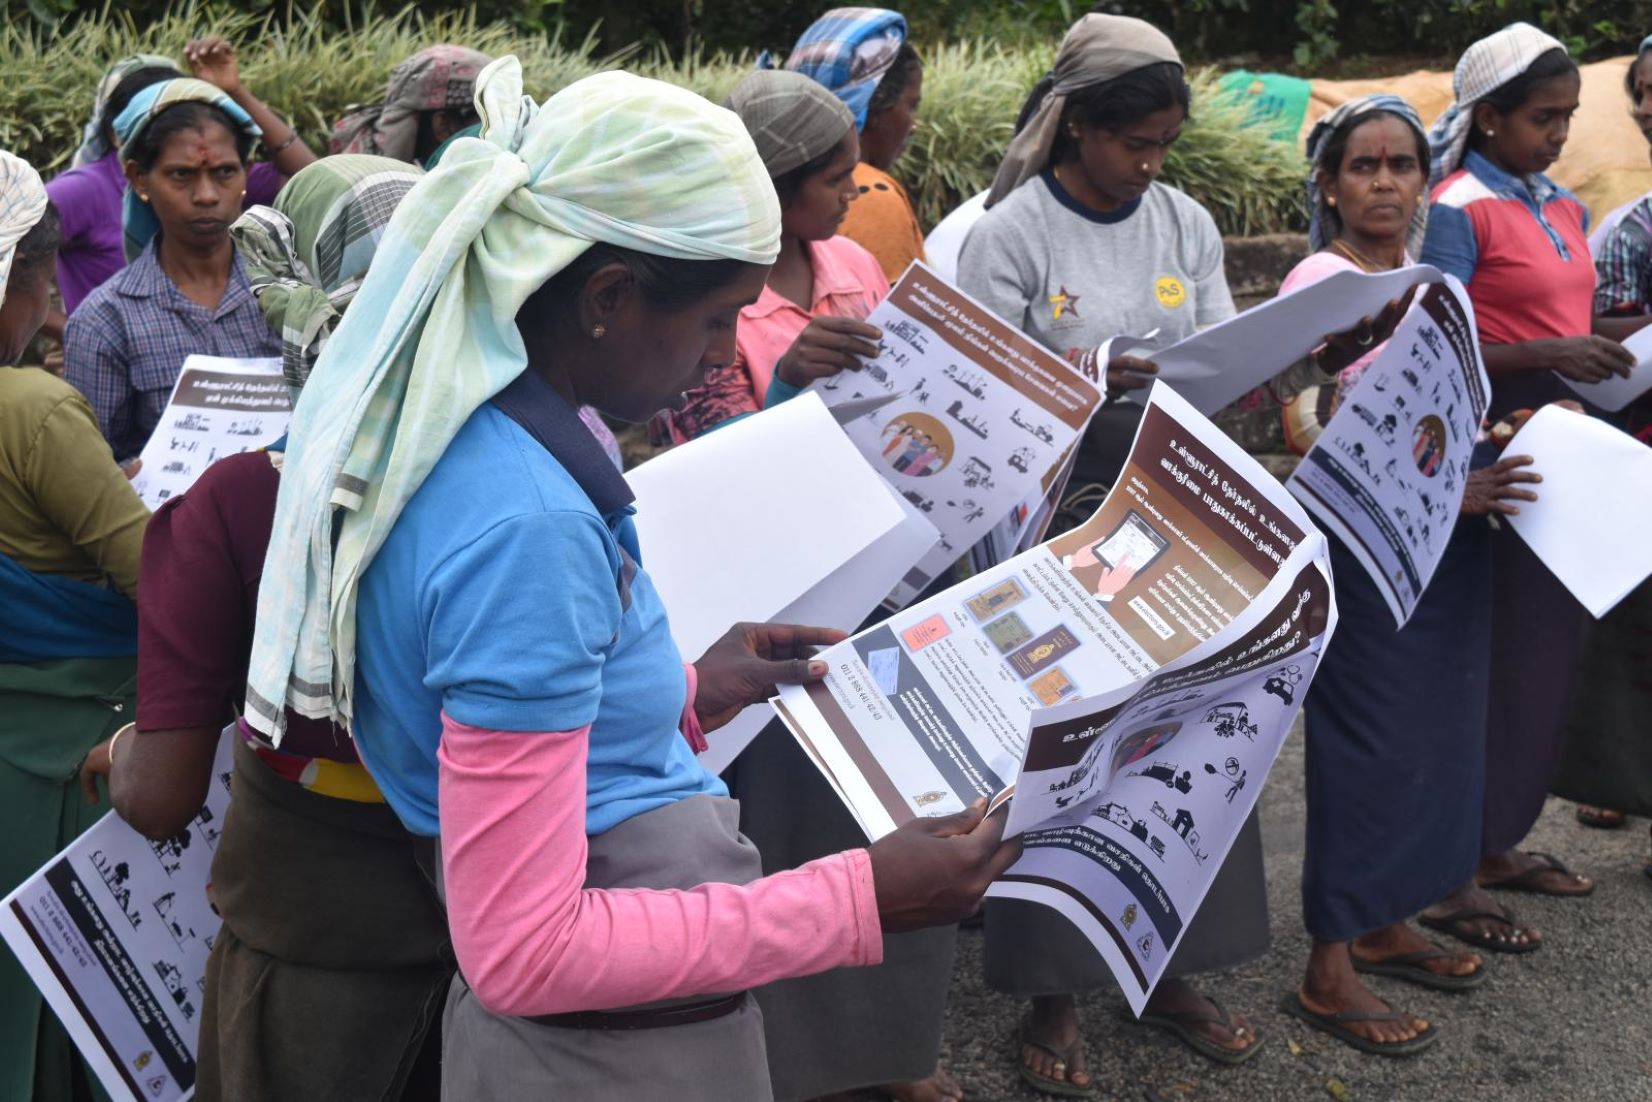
1300;940;1429;1046
1143;978;1257;1055
1352;921;1482;978
1018;994;1091;1092
882;1065;963;1102
1478;849;1593;895
1423;881;1541;949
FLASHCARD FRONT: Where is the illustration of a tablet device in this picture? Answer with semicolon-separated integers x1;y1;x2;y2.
1093;510;1171;574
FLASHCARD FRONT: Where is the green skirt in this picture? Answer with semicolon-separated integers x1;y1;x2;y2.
0;656;136;1102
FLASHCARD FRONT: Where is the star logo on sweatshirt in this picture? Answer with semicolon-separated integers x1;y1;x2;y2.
1048;286;1081;321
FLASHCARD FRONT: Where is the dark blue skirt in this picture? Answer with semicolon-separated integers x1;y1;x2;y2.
1301;519;1492;941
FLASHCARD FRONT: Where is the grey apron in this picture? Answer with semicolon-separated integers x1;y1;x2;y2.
438;794;773;1100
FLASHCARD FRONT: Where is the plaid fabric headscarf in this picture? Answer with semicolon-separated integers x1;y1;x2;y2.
0;151;48;311
72;53;180;168
329;45;492;163
1426;22;1566;187
231;156;423;395
766;7;907;131
244;59;781;740
728;70;855;177
112;77;261;260
1305;94;1430;256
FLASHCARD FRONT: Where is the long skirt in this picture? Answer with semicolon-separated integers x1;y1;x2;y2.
1301;523;1491;941
438;795;773;1100
982;810;1269;995
0;656;135;1102
1482;521;1586;857
1551;575;1652;817
725;722;956;1100
196;738;452;1101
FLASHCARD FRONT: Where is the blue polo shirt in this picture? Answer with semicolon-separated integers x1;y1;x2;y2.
351;371;724;838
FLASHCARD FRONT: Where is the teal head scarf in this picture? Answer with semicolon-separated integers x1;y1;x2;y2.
112;77;261;260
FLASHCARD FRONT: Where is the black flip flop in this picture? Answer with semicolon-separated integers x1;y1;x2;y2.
1015;1014;1096;1099
1280;994;1438;1058
1139;996;1265;1066
1480;851;1595;897
1352;943;1488;993
1418;906;1541;955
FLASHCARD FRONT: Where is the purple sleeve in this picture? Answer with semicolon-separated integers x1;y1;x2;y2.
245;163;284;208
45;168;98;247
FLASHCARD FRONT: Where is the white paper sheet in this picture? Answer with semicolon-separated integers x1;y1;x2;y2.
0;731;234;1102
628;393;940;770
1504;405;1652;617
1288;276;1491;626
809;263;1102;605
1561;324;1652;412
128;356;289;510
1131;265;1444;415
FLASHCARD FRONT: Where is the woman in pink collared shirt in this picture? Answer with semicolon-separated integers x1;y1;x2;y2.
655;71;887;444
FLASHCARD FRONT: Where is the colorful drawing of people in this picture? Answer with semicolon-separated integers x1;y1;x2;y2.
879;412;954;477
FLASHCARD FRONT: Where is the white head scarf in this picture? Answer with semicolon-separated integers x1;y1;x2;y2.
1426;22;1567;187
0;151;49;311
245;59;781;739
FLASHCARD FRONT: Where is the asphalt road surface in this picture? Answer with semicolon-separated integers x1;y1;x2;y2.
931;723;1652;1102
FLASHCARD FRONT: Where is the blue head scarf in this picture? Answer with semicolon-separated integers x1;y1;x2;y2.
113;77;261;260
765;8;908;131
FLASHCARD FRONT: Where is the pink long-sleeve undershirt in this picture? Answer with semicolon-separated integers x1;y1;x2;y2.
436;711;883;1018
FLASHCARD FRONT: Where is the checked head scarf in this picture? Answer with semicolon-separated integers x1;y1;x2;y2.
766;8;908;132
1426;22;1567;187
330;45;492;163
232;156;423;395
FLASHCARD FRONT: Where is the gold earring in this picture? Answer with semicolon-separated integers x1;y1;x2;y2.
1327;196;1337;207
1140;163;1150;173
240;189;247;199
591;325;606;339
138;192;149;202
1485;130;1495;138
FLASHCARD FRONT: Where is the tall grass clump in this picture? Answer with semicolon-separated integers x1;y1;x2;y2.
0;5;1306;235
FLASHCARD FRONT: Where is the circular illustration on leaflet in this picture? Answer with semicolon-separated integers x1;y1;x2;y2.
880;412;955;477
1412;415;1446;477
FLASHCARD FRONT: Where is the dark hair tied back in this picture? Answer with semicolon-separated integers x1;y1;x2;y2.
125;101;254;172
11;203;61;286
100;67;180;143
1051;62;1190;165
1015;72;1056;137
867;43;923;118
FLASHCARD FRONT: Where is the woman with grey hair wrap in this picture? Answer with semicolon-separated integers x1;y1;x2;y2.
659;69;890;444
673;67;970;1102
961;16;1269;1094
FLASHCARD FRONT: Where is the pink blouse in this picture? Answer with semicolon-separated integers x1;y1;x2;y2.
436;703;883;1017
